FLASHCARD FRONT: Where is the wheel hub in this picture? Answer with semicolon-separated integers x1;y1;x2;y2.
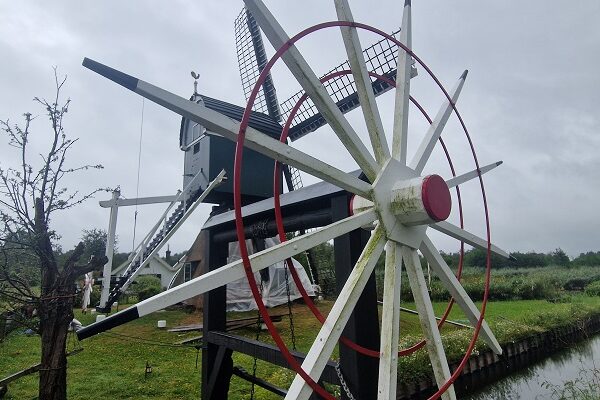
351;158;452;248
391;174;452;225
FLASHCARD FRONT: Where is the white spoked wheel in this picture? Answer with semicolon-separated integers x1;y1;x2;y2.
77;1;509;399
232;1;507;400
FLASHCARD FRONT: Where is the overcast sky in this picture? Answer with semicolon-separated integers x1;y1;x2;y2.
1;1;599;258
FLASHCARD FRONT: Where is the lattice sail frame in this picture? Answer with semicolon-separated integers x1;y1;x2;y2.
76;1;509;399
279;29;405;142
235;7;281;120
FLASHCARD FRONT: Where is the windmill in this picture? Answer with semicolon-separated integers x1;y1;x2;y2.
80;1;508;399
96;2;410;312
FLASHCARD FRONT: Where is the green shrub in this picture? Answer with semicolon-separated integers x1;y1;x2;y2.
131;275;162;301
564;278;588;291
546;293;572;303
584;281;600;297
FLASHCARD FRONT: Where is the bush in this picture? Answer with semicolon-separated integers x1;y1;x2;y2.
584;281;600;297
564;278;588;291
131;275;162;301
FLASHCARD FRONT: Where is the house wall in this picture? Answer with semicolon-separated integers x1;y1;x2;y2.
137;258;177;289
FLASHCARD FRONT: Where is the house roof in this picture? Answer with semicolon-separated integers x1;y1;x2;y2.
179;94;283;147
112;254;180;275
201;95;283;138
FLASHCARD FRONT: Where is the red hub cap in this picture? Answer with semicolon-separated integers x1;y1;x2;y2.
422;174;452;222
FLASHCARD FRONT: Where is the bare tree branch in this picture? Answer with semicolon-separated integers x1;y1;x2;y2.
0;70;105;398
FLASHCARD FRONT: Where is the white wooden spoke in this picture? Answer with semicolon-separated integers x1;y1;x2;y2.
401;246;456;400
133;209;377;318
445;161;503;188
81;58;375;199
409;71;467;174
420;236;502;354
392;0;412;164
377;241;403;400
244;0;380;182
285;225;386;400
431;221;510;259
334;0;390;165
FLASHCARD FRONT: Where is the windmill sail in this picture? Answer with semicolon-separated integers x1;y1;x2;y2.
280;30;417;141
235;7;303;192
235;7;281;121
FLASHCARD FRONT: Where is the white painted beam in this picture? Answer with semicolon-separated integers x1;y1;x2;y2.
431;221;510;259
377;241;402;400
392;0;412;164
410;71;467;174
99;189;120;309
420;236;502;354
285;226;386;400
137;79;374;198
82;58;373;199
244;0;380;182
401;246;456;400
445;161;503;188
127;209;376;319
99;195;180;208
335;0;390;165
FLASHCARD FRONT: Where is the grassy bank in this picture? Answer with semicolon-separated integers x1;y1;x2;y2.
373;265;600;303
1;295;599;399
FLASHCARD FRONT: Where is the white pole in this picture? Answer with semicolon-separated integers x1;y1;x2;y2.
99;189;120;311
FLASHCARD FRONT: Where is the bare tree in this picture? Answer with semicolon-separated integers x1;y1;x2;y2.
0;68;108;400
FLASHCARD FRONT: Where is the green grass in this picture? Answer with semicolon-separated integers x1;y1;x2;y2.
1;296;599;399
373;265;600;303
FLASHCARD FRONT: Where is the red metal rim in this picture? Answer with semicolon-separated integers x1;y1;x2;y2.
234;20;493;400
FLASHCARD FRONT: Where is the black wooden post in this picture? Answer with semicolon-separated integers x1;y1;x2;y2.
332;194;381;400
201;228;232;399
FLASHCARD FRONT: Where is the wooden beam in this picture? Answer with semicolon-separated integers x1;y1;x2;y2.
205;331;340;385
99;195;180;208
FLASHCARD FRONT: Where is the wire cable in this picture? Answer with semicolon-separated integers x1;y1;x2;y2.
131;98;145;252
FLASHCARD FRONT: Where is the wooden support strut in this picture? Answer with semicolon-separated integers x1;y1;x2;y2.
205;332;340;385
201;229;232;400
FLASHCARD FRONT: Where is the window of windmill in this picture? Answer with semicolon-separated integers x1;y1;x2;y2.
184;262;195;282
192;123;202;140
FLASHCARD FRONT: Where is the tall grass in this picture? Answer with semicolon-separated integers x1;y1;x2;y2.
374;265;600;302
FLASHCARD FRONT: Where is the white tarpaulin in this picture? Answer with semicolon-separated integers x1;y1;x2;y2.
226;237;315;312
81;273;93;311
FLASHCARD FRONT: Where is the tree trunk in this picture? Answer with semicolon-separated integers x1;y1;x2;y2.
38;295;73;400
35;198;71;400
31;197;106;400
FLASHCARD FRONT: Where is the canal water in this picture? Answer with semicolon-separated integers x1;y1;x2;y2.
466;334;600;399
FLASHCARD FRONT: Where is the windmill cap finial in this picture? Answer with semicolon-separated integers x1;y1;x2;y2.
191;71;200;94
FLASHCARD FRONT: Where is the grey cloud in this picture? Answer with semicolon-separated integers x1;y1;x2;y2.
1;1;598;258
